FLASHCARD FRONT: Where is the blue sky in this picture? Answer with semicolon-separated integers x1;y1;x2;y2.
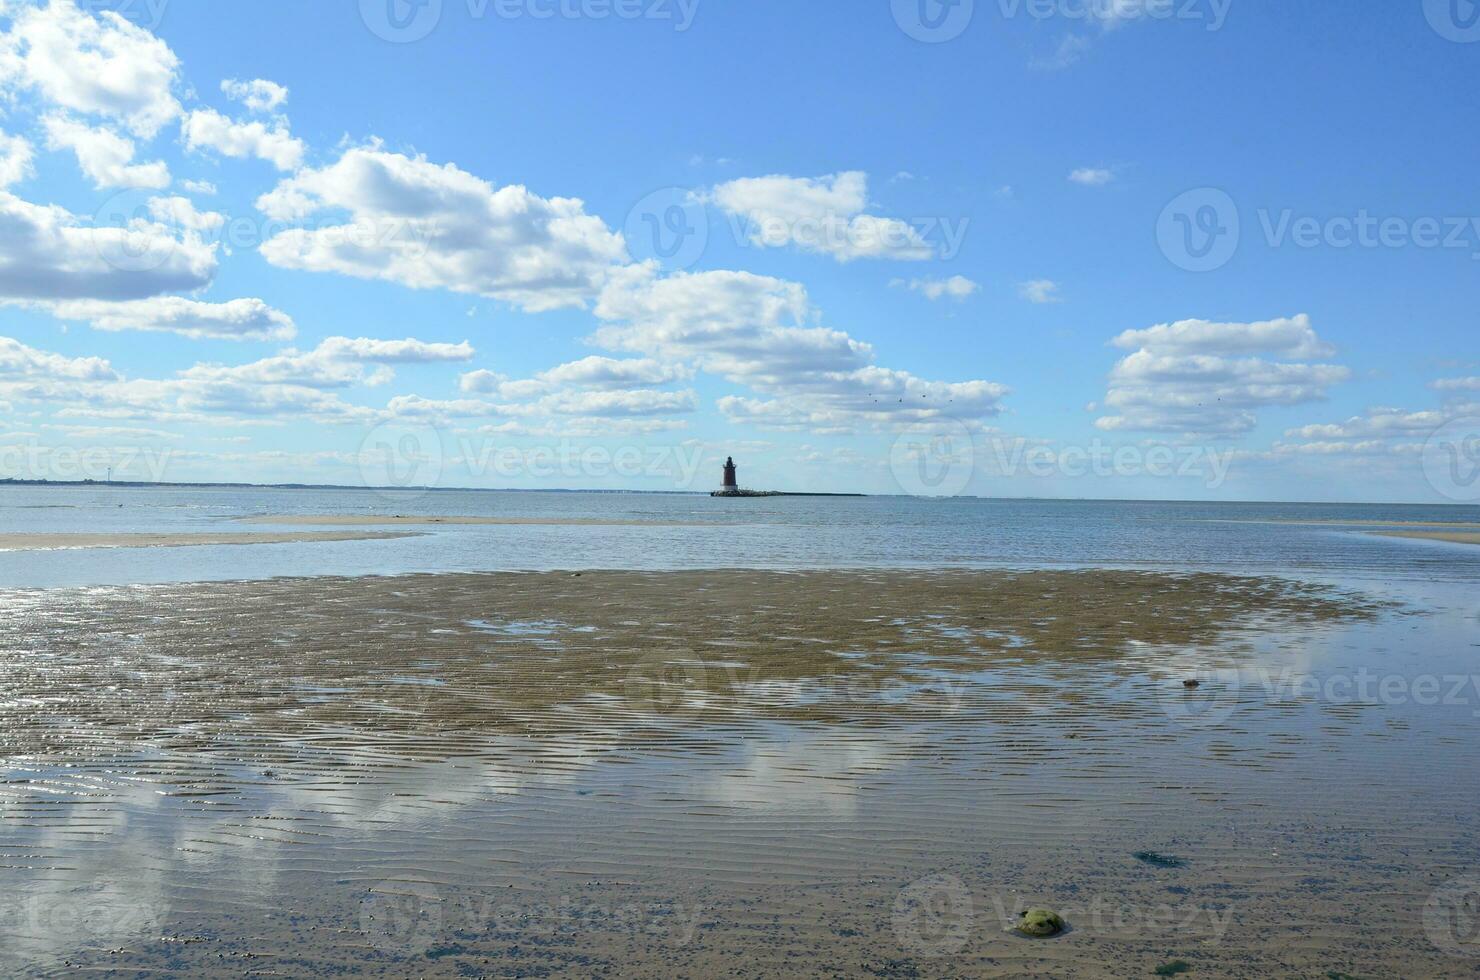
1;0;1478;501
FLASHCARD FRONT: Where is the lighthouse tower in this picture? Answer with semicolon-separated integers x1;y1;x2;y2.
722;456;738;492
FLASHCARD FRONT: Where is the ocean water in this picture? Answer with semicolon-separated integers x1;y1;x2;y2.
4;485;1480;975
2;483;1480;589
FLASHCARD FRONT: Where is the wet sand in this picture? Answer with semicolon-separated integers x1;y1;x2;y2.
1375;530;1480;546
0;530;418;551
0;569;1472;977
238;514;724;527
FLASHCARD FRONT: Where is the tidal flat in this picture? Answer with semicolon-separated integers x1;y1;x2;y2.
0;568;1476;977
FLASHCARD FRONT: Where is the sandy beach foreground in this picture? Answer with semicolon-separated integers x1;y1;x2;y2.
0;530;418;551
6;566;1471;977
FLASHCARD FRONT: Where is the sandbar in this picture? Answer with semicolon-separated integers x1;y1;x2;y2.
237;514;725;527
0;530;419;551
1373;529;1480;545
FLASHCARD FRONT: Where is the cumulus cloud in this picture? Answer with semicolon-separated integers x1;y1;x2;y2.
593;263;1007;432
0;190;216;300
1283;407;1448;441
221;77;288;114
711;171;935;262
1433;376;1480;393
182;107;304;171
897;275;979;302
1111;314;1336;359
461;355;689;398
41;114;169;188
181;337;474;389
539;387;697;418
144;195;224;232
46;297;296;341
1018;279;1061;304
1068;167;1114;186
0;130;34;186
255;147;628;312
0;0;181;137
0;335;117;382
1096;314;1348;435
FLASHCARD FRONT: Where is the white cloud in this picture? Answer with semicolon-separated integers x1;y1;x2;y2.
181;178;217;195
0;335;117;382
1433;376;1480;392
0;190;216;300
540;387;697;417
898;275;979;302
537;355;688;389
181;337;474;389
1096;314;1348;435
46;297;296;341
313;336;474;363
0;130;33;186
182;108;304;171
41;114;170;189
1111;315;1336;359
256;147;628;312
0;0;181;137
0;333;470;428
145;195;224;232
221;77;288;114
1068;167;1113;186
460;356;689;399
1283;407;1447;441
594;263;1007;432
1018;279;1062;304
711;171;935;262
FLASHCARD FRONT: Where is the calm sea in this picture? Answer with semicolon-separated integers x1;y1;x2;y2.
2;483;1479;589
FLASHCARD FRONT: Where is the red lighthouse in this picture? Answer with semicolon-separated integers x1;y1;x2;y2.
722;456;738;491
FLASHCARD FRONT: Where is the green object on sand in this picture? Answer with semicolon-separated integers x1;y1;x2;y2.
1154;961;1191;976
1015;908;1065;937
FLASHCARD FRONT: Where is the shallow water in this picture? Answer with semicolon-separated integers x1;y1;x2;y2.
2;484;1480;588
2;489;1480;976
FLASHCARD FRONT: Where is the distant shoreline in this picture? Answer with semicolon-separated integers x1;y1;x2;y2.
2;478;1480;507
